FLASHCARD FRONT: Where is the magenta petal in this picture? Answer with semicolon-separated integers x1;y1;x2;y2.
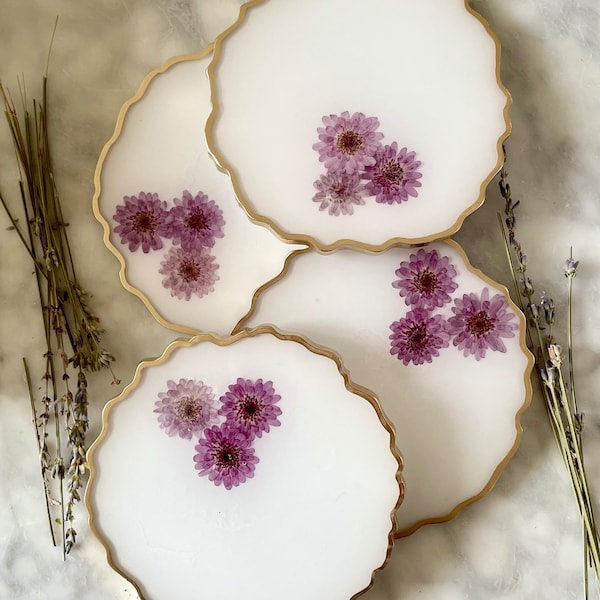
448;288;518;359
363;142;423;204
218;378;283;439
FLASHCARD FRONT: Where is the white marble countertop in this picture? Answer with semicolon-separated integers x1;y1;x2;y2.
1;1;599;599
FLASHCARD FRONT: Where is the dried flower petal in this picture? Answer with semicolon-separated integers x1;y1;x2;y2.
163;190;225;250
113;192;169;253
155;379;219;439
313;111;384;174
389;308;450;366
193;424;259;490
159;246;219;300
312;171;364;216
392;249;458;310
362;142;422;204
218;378;282;438
448;288;518;360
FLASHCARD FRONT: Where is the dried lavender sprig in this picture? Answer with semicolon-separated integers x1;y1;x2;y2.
498;147;600;593
1;79;118;380
23;357;55;547
565;251;580;423
64;371;88;555
1;76;118;556
501;217;600;589
51;402;66;562
500;225;600;591
564;253;591;598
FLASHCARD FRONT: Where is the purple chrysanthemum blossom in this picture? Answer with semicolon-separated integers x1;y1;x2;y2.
392;249;459;310
389;308;450;366
163;190;225;250
312;171;365;216
218;378;282;439
362;142;422;204
113;192;169;253
448;288;519;360
193;424;259;490
159;246;219;300
312;111;384;174
154;378;219;439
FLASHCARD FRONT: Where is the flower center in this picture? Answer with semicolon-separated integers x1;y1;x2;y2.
133;210;156;233
177;259;201;282
330;183;348;198
467;311;494;337
240;395;261;421
415;270;438;294
217;443;240;468
381;159;405;186
185;208;209;232
336;130;363;156
174;397;201;422
407;324;429;350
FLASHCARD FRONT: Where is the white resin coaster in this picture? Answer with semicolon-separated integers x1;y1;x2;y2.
93;48;303;336
86;327;403;600
238;241;532;534
206;0;510;251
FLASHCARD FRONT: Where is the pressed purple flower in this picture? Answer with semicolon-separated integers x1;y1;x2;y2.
159;246;219;300
448;288;518;360
193;424;259;490
164;190;225;250
389;308;450;366
218;378;282;438
363;142;422;204
392;249;459;310
154;378;218;439
312;111;384;174
312;171;365;216
113;192;169;253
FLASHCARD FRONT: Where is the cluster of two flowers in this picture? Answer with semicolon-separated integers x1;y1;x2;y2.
154;377;282;490
312;111;423;216
112;190;225;300
389;249;518;364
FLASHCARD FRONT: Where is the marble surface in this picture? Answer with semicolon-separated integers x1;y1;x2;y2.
0;1;599;599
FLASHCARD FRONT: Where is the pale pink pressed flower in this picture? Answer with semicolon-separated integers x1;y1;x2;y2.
448;288;518;360
389;309;450;366
154;379;219;439
392;249;458;310
218;378;282;439
363;142;422;204
193;424;259;490
164;190;225;250
312;111;384;174
312;171;365;216
113;192;169;253
159;246;219;300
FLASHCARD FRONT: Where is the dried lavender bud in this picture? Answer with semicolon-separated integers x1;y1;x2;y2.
574;412;584;433
540;365;559;387
548;343;563;368
565;256;579;278
528;302;540;324
520;276;534;298
539;291;555;326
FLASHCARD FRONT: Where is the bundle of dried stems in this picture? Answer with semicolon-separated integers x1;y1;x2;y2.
499;147;600;598
0;77;118;558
